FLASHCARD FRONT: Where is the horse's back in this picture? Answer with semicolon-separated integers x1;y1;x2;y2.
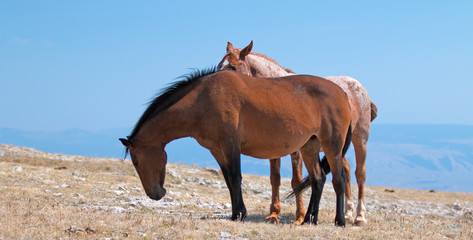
203;71;350;119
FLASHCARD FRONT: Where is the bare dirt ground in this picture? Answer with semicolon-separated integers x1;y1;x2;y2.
1;144;472;239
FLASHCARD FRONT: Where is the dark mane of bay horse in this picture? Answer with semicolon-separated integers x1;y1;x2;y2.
125;67;219;155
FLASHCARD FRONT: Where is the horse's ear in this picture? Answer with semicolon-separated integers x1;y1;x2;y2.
119;138;133;148
240;40;253;59
226;42;234;54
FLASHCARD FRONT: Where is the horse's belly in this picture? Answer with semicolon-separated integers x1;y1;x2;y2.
240;132;310;159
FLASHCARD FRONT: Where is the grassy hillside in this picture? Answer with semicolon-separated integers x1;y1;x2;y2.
1;144;472;239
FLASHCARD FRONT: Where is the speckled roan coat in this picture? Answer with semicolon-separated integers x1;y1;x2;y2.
120;69;352;226
217;41;377;226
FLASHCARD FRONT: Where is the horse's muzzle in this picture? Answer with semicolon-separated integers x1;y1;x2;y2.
147;187;167;201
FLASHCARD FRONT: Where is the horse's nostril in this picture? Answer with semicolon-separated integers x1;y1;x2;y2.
157;188;167;199
148;187;167;201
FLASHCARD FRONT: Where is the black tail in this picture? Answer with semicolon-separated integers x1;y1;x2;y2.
285;124;352;201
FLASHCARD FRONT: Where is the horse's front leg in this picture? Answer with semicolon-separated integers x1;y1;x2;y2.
211;148;247;221
266;158;281;224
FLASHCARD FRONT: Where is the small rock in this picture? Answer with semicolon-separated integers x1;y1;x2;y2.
205;167;219;176
118;186;127;191
110;206;125;213
384;189;395;193
453;204;462;211
224;203;231;209
72;171;80;176
220;232;231;239
60;183;70;188
114;190;124;196
73;193;84;198
73;176;87;182
136;231;146;237
163;197;173;202
14;166;22;172
45;168;51;173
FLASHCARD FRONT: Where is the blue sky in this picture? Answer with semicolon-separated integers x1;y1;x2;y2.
1;1;472;131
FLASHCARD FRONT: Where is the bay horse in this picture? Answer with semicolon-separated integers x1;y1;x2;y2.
120;68;352;226
217;41;377;226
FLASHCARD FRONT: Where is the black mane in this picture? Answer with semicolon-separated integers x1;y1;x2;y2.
128;67;218;140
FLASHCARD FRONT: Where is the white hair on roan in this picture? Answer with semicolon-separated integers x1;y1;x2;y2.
246;54;295;78
218;59;229;70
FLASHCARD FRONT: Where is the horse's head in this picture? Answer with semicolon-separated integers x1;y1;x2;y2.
119;137;167;201
217;41;253;76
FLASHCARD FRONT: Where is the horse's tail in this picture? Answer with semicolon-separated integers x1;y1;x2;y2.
370;100;378;122
286;123;352;200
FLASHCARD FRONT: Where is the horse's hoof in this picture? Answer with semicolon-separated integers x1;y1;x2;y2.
335;220;346;227
294;219;304;226
265;215;279;224
354;217;367;227
302;215;318;225
231;211;247;221
345;214;354;224
293;217;304;225
345;208;355;224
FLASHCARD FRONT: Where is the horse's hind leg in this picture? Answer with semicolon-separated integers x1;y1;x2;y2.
266;158;281;224
319;125;350;227
266;153;304;225
210;148;247;221
320;155;354;223
343;156;355;223
290;151;305;225
352;135;368;226
300;137;324;225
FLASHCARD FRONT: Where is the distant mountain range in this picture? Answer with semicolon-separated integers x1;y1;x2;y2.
1;124;472;193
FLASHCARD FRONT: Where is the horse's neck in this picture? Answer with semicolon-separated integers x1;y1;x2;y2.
139;109;197;146
247;53;295;78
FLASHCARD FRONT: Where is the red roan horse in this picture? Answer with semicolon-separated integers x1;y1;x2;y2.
217;41;377;226
120;68;352;226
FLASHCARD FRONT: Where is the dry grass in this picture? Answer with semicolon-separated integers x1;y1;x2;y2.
1;144;472;239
